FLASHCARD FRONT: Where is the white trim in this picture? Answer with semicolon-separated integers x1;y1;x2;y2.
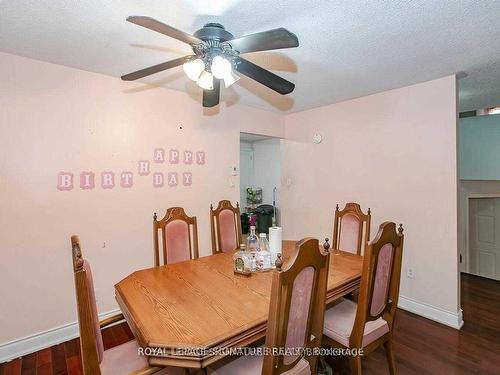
464;195;470;273
466;193;500;198
398;295;464;329
0;309;121;363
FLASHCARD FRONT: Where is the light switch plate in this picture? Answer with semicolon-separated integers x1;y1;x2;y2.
231;165;238;176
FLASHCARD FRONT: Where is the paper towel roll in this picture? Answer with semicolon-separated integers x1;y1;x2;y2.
269;226;282;256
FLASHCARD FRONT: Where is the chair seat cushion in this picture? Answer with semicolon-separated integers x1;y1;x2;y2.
207;354;310;375
100;340;184;375
323;298;389;347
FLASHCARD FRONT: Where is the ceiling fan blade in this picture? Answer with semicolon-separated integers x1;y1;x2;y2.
227;28;298;54
235;57;295;95
127;16;202;45
203;79;221;107
121;56;192;81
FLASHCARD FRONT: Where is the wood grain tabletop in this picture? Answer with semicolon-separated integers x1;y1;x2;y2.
115;240;362;368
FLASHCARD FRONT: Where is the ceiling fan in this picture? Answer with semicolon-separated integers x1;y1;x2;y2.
121;16;299;107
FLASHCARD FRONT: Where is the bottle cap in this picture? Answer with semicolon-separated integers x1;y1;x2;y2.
323;238;330;251
259;233;267;238
240;243;246;250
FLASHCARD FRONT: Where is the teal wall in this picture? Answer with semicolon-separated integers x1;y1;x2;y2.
459;113;500;180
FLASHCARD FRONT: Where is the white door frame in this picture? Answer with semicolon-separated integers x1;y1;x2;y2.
464;193;500;274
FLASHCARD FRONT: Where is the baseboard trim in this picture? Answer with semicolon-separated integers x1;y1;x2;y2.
398;295;464;330
0;297;465;363
0;309;121;363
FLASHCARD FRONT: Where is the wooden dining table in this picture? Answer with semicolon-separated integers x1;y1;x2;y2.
115;240;363;369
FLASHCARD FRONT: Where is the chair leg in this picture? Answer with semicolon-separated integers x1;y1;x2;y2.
383;339;396;375
348;356;362;375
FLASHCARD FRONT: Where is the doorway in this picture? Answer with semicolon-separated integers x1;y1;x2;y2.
468;196;500;280
239;132;281;232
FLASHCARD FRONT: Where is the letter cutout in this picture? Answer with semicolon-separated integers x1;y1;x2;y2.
121;172;133;188
168;172;178;187
101;172;115;189
183;150;193;165
196;151;205;165
138;160;150;176
153;172;164;187
169;149;179;164
154;148;165;163
57;172;74;191
183;172;192;186
80;172;95;190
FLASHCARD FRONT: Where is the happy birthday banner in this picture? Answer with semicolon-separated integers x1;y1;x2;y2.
57;148;205;191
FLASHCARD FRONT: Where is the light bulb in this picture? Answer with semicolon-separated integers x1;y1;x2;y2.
211;56;232;80
223;71;240;88
197;70;214;90
183;59;205;81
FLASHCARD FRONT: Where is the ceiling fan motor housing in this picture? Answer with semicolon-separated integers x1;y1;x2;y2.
194;23;234;42
193;23;237;71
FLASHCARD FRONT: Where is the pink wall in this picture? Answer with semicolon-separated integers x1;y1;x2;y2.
281;76;460;322
0;51;461;354
0;52;284;345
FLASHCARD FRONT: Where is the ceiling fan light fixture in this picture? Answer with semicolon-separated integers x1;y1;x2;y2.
122;17;299;107
197;70;214;90
223;71;240;88
183;58;205;81
211;55;232;80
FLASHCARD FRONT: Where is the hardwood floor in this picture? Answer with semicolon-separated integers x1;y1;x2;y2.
360;273;500;375
0;324;135;375
1;273;499;374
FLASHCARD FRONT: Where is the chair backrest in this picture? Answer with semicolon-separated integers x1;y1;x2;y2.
262;238;330;374
350;222;404;348
71;235;103;375
332;202;371;255
210;200;243;254
153;207;199;267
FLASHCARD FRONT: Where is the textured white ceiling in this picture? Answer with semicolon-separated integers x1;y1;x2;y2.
1;0;500;113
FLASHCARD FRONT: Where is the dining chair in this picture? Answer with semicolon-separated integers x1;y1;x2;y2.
332;203;371;255
70;236;184;375
323;222;404;375
153;207;199;266
210;200;243;254
207;237;330;374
